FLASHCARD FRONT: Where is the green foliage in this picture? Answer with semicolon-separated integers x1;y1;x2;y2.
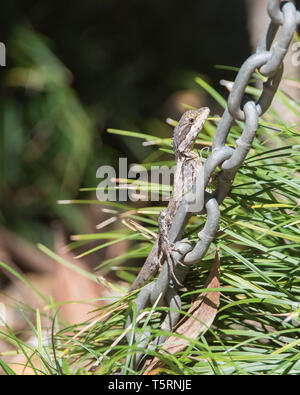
0;26;101;244
57;72;300;375
0;39;299;375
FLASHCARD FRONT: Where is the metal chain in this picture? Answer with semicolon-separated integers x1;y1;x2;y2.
125;0;299;369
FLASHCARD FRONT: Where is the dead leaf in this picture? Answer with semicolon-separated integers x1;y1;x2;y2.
143;248;220;373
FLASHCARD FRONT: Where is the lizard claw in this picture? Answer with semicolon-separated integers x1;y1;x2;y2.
159;243;184;287
184;150;199;161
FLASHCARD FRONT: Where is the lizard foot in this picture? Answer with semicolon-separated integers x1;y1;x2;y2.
160;242;184;287
157;210;184;286
184;150;199;161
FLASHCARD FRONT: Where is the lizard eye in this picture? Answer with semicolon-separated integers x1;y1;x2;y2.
189;118;194;123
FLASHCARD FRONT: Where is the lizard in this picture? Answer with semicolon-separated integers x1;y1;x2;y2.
130;107;210;291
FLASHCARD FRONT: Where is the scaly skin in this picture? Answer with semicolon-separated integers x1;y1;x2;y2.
130;107;210;291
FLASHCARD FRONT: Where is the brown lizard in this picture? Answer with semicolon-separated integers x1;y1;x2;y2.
130;107;210;291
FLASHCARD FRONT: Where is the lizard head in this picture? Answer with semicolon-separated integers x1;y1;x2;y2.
173;107;210;156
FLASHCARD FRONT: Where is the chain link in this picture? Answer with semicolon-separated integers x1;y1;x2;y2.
125;0;300;369
268;0;300;25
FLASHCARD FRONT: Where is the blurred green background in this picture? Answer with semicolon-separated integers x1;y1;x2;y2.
0;1;299;373
0;0;252;251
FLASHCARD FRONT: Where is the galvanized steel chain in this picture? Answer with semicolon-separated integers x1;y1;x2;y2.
125;0;299;369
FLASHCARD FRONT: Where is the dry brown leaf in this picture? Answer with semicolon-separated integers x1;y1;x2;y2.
143;248;220;373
